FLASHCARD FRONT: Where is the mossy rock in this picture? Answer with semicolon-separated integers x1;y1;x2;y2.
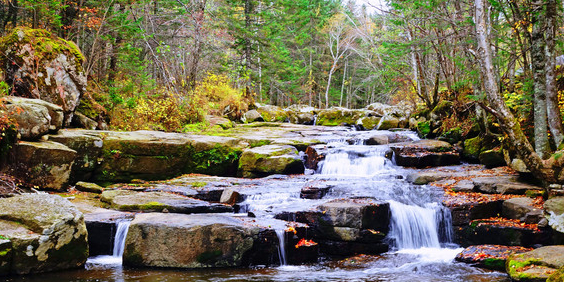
506;246;564;281
356;116;381;130
417;121;431;138
238;145;304;178
0;27;87;125
316;107;367;126
463;136;483;160
431;100;453;116
256;105;288;122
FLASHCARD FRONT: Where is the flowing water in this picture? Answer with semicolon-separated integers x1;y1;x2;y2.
4;129;510;282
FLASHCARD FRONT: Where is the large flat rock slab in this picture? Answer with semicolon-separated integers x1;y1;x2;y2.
0;194;88;275
455;245;532;270
390;140;459;168
238;145;304;178
100;190;233;213
123;213;302;268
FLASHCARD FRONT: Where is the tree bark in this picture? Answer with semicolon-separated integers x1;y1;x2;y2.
531;0;550;158
545;0;564;147
474;0;554;184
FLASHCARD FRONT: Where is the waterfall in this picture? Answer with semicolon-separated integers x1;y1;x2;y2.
87;219;132;265
387;200;453;250
275;229;287;266
112;220;131;257
318;147;390;176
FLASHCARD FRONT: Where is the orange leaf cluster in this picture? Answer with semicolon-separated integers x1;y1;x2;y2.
295;238;317;249
472;217;540;231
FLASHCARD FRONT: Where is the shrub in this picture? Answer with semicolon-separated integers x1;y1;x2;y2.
192;73;250;120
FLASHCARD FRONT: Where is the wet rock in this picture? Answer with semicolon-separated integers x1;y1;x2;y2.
0;194;88;275
318;198;390;233
257;105;288;122
84;209;133;256
241;110;263;123
0;28;87;125
3;97;64;140
8;141;76;190
220;189;241;205
451;180;475;192
455;245;532;271
456;218;551;247
238;145;304;178
544;197;564;234
502;197;539;221
48;129;104;182
300;184;331;199
390;140;460;168
473;176;543;195
447;198;503;226
75;181;104;193
365;135;388;145
123;213;280;268
507;246;564;281
100;190;233;213
305;144;328;170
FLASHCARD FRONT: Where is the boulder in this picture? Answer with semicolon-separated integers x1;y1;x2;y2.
238;145;304;178
220;189;241;205
256;105;288;122
463;136;483;161
0;194;88;275
8;141;76;190
356;116;381;130
456;218;550;247
288;112;315;125
451;179;475;192
3;97;64;140
74;181;104;193
100;190;233;213
376;115;401;130
300;183;331;199
544;197;564;234
71;112;98;130
390;139;460;168
48;129;104;182
304;144;328;170
316;107;367;126
503;197;538;221
511;158;531;173
365;135;388;145
455;245;533;271
366;103;403;117
507;246;564;281
0;28;87;125
123;213;278;268
241;110;263;123
447;198;503;226
205;115;234;130
473;176;543;195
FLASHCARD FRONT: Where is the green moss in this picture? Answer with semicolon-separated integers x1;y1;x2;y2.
482;258;505;270
431;100;453;115
118;201;164;211
417;121;431;138
249;140;272;148
463;136;483;159
185;144;242;176
0;235;8;240
197;250;223;264
191;182;207;188
507;257;544;280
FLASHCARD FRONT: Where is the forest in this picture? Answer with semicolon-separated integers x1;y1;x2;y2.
0;0;564;184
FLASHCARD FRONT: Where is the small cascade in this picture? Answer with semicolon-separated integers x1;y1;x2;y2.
87;219;132;265
318;147;391;176
275;229;287;266
387;200;453;250
112;220;131;257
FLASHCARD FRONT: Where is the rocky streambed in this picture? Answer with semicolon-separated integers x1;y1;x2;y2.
2;123;564;281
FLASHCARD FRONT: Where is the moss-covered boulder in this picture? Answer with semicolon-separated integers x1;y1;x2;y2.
8;141;76;190
238;145;304;178
463;136;483;161
0;28;86;125
356;116;381;130
241;109;263;123
3;97;64;140
316;107;367;126
0;194;88;275
506;246;564;281
455;245;532;271
123;213;278;268
100;190;232;213
479;149;506;168
257;105;288;122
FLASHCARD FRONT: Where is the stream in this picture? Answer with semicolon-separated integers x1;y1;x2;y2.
5;130;510;282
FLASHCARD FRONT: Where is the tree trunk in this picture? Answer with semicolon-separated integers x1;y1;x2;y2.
545;0;564;147
325;62;337;108
243;0;253;99
474;0;555;184
340;59;347;107
531;0;550;158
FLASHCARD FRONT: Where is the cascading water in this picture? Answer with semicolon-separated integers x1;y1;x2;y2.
275;229;287;266
87;219;132;266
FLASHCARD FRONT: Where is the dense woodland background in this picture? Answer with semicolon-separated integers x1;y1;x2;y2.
1;0;564;183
